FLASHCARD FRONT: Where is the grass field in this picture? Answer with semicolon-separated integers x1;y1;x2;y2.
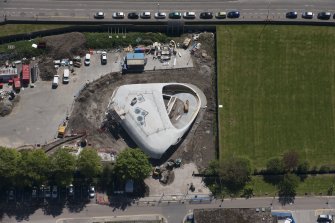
217;25;335;169
0;24;69;37
250;175;335;196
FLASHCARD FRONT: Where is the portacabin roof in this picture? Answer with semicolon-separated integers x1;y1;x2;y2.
126;53;145;60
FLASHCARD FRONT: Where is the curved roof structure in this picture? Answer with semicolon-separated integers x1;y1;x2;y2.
107;83;206;159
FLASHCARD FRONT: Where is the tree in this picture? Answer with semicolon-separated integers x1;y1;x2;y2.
50;148;77;186
219;156;252;192
0;147;21;187
17;149;51;187
77;148;102;181
297;160;309;174
266;157;284;174
278;173;299;205
113;148;151;182
282;151;299;172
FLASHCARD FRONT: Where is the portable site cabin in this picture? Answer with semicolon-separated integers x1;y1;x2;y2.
123;53;146;73
21;64;30;86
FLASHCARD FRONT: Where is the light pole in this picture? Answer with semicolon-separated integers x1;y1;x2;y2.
157;2;160;13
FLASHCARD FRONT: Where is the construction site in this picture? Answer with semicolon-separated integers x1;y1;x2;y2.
0;31;216;196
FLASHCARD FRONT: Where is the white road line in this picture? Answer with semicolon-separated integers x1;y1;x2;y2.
21;8;34;10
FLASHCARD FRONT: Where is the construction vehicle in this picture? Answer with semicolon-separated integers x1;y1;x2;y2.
57;120;68;138
152;166;161;178
183;38;191;49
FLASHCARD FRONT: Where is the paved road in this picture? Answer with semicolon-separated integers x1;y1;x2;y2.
0;0;335;22
1;196;335;223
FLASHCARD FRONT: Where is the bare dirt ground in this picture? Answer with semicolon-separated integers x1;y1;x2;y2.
68;33;217;169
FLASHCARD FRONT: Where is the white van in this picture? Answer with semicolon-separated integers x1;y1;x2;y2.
63;68;70;84
84;53;91;66
52;75;59;88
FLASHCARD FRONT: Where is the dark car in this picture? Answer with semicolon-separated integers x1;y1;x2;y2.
140;11;151;19
317;12;331;20
227;10;240;18
302;11;314;19
128;12;139;19
7;188;15;201
94;11;105;19
286;11;298;18
200;12;213;19
68;184;74;197
169;12;182;19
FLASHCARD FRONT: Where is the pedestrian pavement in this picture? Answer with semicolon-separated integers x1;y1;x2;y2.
56;214;167;223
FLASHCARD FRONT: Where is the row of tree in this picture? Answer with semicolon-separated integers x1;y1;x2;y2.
204;150;314;204
0;147;152;189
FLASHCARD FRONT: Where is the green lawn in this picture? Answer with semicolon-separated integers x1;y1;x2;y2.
0;24;69;37
250;175;335;196
217;25;335;169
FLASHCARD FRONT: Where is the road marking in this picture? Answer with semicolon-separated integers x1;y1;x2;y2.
21;8;34;10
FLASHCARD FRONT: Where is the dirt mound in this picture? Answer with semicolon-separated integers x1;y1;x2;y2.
0;96;20;117
39;32;86;80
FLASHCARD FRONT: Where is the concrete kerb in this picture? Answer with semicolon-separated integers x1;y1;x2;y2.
56;214;168;223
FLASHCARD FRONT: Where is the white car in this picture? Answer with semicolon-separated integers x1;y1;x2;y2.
183;11;196;19
84;53;91;66
113;12;124;19
52;75;59;88
63;68;70;84
94;11;104;19
155;12;166;19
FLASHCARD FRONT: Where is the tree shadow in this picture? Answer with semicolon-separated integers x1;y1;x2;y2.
41;199;66;217
0;202;40;222
263;174;283;186
66;200;89;213
278;195;295;206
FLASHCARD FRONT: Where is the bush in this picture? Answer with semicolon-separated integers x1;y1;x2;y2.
297;161;309;174
319;165;331;174
266;157;284;174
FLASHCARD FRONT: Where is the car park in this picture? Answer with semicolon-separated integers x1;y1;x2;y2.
317;12;331;20
302;11;314;19
215;11;227;19
154;12;166;19
101;51;107;65
140;11;151;19
286;11;298;18
94;11;104;19
128;12;139;19
169;12;182;19
183;11;196;19
88;186;95;198
113;12;124;19
200;12;213;19
52;186;58;199
227;10;240;18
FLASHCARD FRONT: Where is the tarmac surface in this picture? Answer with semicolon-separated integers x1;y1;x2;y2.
0;0;335;23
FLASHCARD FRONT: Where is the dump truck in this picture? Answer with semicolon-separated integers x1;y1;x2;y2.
57;120;68;138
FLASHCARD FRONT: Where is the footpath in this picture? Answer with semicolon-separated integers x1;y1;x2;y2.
56;214;167;223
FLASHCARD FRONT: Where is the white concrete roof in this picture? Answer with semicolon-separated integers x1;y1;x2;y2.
108;83;206;159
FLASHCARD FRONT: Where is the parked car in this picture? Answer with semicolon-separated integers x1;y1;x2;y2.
183;11;196;19
68;184;74;197
32;187;38;199
200;12;213;19
286;11;298;18
227;10;240;18
39;185;45;198
317;12;331;20
128;12;139;19
169;12;182;19
84;53;91;66
101;51;107;65
215;11;227;19
94;11;104;19
52;75;59;89
154;12;166;19
140;11;151;19
113;12;124;19
8;188;15;201
88;186;95;198
63;68;70;84
52;186;58;199
44;186;51;198
302;11;314;19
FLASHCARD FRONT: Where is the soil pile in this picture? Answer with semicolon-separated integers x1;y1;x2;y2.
39;32;86;80
0;95;20;117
